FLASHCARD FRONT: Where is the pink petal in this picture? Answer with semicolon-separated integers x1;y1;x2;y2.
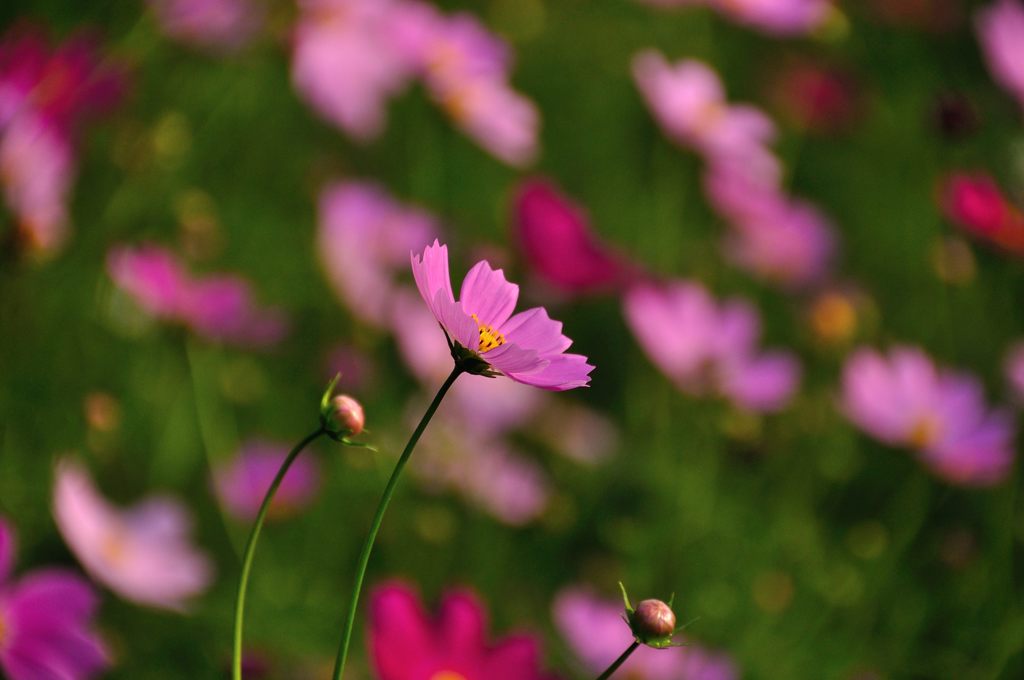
412;240;455;323
368;582;436;680
500;307;572;356
0;516;13;583
506;353;594;391
459;260;519;328
437;590;488;663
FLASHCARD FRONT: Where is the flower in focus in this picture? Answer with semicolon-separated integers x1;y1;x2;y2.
292;0;417;141
624;281;801;412
147;0;265;53
512;178;639;297
553;588;739;680
317;181;438;327
53;460;215;611
975;0;1024;112
0;516;109;680
841;346;1016;486
411;240;594;390
368;580;558;680
940;172;1024;257
107;243;289;347
213;440;321;522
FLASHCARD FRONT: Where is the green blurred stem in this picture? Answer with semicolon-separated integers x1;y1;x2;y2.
596;641;640;680
232;426;326;680
331;366;462;680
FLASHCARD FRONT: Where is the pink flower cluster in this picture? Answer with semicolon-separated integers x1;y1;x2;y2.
0;25;124;254
841;347;1016;486
146;0;265;53
975;0;1024;113
633;50;837;289
941;172;1024;258
292;0;538;166
213;440;321;522
636;0;834;36
624;281;801;412
107;243;289;347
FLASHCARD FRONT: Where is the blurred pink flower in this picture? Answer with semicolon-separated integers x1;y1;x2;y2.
941;172;1024;256
623;281;800;412
411;240;594;390
1004;341;1024;405
53;460;214;611
536;401;619;464
213;440;321;522
368;581;558;680
513;178;639;296
292;0;417;141
768;60;863;135
636;0;831;35
107;243;289;347
633;51;779;178
147;0;264;53
0;517;109;680
553;588;738;680
841;346;1016;486
317;181;438;326
975;0;1024;112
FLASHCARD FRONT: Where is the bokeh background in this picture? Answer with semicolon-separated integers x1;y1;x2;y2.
1;0;1023;678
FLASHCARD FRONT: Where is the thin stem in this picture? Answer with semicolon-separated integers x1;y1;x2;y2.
595;641;640;680
232;427;326;680
331;366;462;680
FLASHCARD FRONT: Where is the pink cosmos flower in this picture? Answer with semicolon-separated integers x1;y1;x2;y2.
411;240;594;390
0;517;109;680
53;460;215;611
147;0;264;53
368;581;559;680
317;181;438;327
623;281;800;412
841;346;1016;486
975;0;1024;112
292;0;417;141
107;243;289;347
513;178;640;296
633;51;779;177
553;588;738;680
213;440;321;522
941;172;1024;257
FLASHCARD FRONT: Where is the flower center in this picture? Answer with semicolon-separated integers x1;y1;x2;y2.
471;313;505;353
431;673;468;680
908;417;938;449
0;609;8;649
101;531;128;564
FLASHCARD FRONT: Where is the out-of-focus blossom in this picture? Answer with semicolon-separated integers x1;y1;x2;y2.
940;172;1024;257
1004;341;1024;405
147;0;264;53
512;178;639;296
0;517;109;680
53;460;215;611
768;60;862;135
292;0;417;141
976;1;1024;111
411;240;594;390
633;51;779;178
554;588;738;680
213;440;321;522
368;581;558;680
841;346;1016;486
867;0;962;32
0;25;124;254
624;281;800;412
107;243;289;347
535;401;619;464
636;0;832;36
317;181;438;327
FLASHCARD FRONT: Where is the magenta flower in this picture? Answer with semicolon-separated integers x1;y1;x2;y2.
147;0;264;53
976;0;1024;113
940;172;1024;257
368;581;558;680
624;281;800;412
841;347;1016;486
411;240;593;390
513;178;639;297
553;588;738;680
292;0;416;141
53;460;215;611
213;440;321;522
317;181;438;327
107;243;289;347
0;517;109;680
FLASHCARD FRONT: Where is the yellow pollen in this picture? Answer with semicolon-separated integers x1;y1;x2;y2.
0;611;7;647
101;532;127;564
471;313;505;353
431;673;468;680
908;417;938;449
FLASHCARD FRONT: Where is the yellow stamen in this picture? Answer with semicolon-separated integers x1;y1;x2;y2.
101;531;127;564
471;313;505;353
0;611;7;647
431;673;468;680
908;417;938;449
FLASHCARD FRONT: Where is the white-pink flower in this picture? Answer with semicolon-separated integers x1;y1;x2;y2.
147;0;264;53
975;0;1024;112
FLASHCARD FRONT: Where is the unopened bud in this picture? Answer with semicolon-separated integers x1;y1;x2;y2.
632;599;676;641
331;395;365;436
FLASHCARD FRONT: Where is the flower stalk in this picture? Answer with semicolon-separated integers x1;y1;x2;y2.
595;641;640;680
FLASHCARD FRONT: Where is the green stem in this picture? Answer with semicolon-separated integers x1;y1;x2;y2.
331;366;462;680
232;427;326;680
596;641;640;680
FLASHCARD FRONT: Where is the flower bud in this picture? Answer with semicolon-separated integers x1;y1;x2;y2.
632;599;676;641
330;394;365;436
